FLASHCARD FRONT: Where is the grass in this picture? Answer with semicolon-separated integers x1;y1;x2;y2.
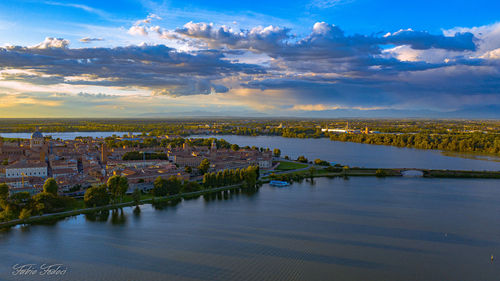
275;161;308;171
64;193;156;211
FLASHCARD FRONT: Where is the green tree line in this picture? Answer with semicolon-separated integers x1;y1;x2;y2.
0;178;75;222
329;133;500;155
203;166;260;189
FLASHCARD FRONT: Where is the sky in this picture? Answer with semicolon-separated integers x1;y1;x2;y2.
1;0;500;118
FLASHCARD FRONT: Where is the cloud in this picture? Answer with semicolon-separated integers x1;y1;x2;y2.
43;1;108;18
383;29;476;51
79;37;104;43
309;0;353;9
481;48;500;59
134;14;162;25
77;92;116;98
152;81;229;97
128;14;164;37
0;40;264;97
1;21;499;116
173;21;477;57
31;37;70;49
128;25;149;36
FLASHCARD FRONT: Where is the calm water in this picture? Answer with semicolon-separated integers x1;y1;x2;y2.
192;135;500;171
0;132;137;140
1;177;500;281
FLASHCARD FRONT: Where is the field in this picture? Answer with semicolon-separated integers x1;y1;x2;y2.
275;161;309;171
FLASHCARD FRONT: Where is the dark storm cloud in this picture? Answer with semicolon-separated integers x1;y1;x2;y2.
0;42;264;96
383;29;476;51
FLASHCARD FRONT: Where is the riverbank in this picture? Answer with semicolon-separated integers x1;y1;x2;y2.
2;164;499;229
0;184;245;229
264;166;500;183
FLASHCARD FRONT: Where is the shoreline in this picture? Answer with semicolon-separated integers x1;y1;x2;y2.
2;131;499;158
2;167;499;229
0;184;244;229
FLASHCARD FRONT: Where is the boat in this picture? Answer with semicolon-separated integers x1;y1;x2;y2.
269;180;290;187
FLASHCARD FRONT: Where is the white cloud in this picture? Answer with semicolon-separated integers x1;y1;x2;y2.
128;26;148;36
31;37;70;49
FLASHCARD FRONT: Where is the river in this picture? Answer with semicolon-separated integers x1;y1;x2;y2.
2;132;498;170
192;135;500;171
1;132;499;280
1;177;499;281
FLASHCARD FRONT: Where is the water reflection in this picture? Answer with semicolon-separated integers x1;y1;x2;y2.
152;198;181;210
202;187;261;204
133;206;141;216
1;177;500;281
111;208;127;225
85;209;110;222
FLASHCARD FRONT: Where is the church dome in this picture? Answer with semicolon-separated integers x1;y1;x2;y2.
31;131;43;139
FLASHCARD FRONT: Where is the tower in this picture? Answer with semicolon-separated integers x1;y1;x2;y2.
40;149;45;162
210;140;217;152
101;143;107;164
365;126;369;134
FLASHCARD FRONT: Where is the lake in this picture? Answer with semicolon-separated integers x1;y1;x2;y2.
192;135;500;171
1;177;499;281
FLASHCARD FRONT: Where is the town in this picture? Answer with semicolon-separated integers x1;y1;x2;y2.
0;130;273;195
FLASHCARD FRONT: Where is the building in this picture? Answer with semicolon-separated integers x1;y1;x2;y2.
30;130;44;149
5;162;48;178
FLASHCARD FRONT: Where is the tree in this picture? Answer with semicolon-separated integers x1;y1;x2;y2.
198;159;211;174
184;166;192;174
1;159;8;165
132;188;141;206
84;185;110;207
231;144;240;151
107;175;129;203
375;169;387;177
43;178;58;195
10;192;31;205
243;166;258;188
0;183;9;201
32;192;62;214
216;171;223;186
153;176;168;197
342;166;350;176
297;156;308;163
19;208;32;220
202;173;210;188
166;176;182;195
309;166;316;180
273;148;281;157
182;181;201;193
314;159;330;166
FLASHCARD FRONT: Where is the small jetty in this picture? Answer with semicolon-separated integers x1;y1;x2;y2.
270;180;290;187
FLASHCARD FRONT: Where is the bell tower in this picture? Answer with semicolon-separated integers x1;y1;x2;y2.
101;143;108;164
